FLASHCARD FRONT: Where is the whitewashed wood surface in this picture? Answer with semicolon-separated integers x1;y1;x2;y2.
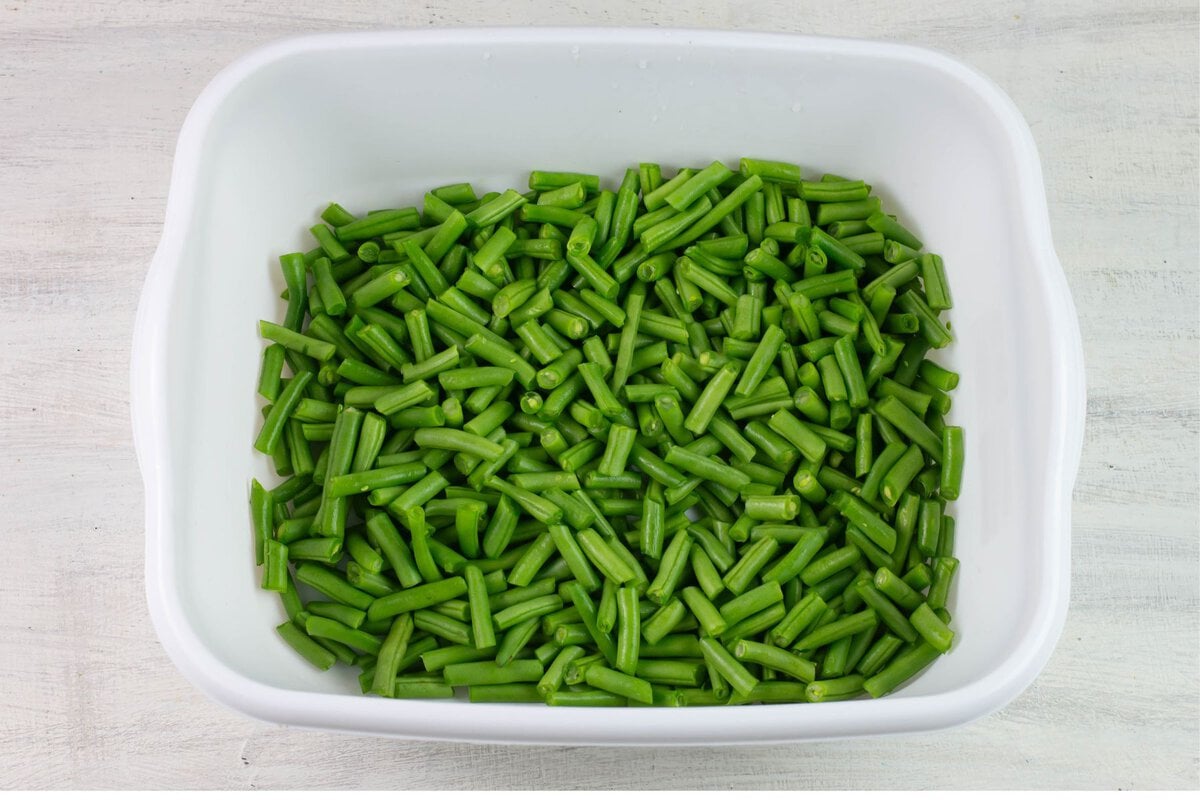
1;0;1196;790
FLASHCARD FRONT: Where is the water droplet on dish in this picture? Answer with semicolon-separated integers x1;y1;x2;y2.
482;51;491;60
638;59;648;69
571;45;580;55
791;102;803;113
651;114;659;123
611;82;619;90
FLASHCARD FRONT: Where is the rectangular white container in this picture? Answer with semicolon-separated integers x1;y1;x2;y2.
131;28;1085;744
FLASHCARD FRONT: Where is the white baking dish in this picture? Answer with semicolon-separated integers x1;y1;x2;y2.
131;28;1085;744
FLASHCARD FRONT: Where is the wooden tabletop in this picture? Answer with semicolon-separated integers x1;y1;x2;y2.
2;0;1196;789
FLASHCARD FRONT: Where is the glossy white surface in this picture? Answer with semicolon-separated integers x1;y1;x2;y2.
132;28;1083;744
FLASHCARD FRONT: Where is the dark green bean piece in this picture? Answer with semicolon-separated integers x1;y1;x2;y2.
864;210;923;249
880;444;925;507
863;641;940;697
680;586;728;637
759;524;826;583
874;567;925;612
638;598;685;647
277;621;337;670
767;409;827;463
738;157;800;184
793;608;877;652
363;510;422;588
799;179;868;202
699;637;759;698
829;490;897;553
721;536;779;595
920;253;953;310
718;581;783;628
536;644;586;698
421;644;500;672
614;586;641;675
939;425;965;501
253;371;314;456
463;565;496;650
917;497;943;557
733;639;816;683
367;577;467;622
927;556;959;611
546;689;625;707
443;659;543;686
740;495;799;523
799;543;861;587
662;175;762;251
647;529;693;605
856;582;919;643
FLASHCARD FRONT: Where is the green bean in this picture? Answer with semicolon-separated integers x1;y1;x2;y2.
734;639;816;683
699;637;759;698
493;617;540;666
637;598;684;647
680;586;728;637
260;538;289;590
253;371;314;456
324;462;428;498
647;529;693;605
368;613;414;697
719;601;787;646
304;615;381;655
794;609;878;652
927;556;959;611
938;425;965;501
737;157;799;185
614;585;641;675
678;361;738;435
294;562;373;611
545;688;625;707
863;641;941;698
362;511;422;588
767;409;827;463
797;542;859;586
880;444;925;507
277;621;337;670
464;683;541;703
443;659;543;686
537;644;585;698
854;633;902;678
722;536;779;595
256;344;288;403
683;547;721;601
828;490;897;553
663;175;762;251
855;581;919;642
911;495;940;557
367;577;467;622
462;565;496;649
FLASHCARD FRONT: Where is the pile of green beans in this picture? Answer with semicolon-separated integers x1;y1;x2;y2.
250;159;964;707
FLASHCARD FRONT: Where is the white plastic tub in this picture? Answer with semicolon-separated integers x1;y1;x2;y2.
131;28;1085;744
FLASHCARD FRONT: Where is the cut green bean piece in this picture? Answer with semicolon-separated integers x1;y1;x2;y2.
699;636;759;698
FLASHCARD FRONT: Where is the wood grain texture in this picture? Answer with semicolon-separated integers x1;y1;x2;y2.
0;0;1196;790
